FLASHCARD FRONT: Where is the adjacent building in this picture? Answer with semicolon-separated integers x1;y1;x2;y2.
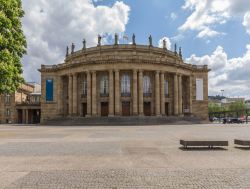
0;83;41;124
39;36;210;123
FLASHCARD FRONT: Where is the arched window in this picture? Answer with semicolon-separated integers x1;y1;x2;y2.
143;75;151;95
100;74;109;96
165;80;169;96
121;74;131;96
82;75;87;96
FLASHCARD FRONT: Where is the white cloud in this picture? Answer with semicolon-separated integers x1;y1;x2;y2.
243;12;250;34
197;27;221;38
21;0;130;83
158;37;171;50
186;45;250;99
180;0;250;38
170;12;177;20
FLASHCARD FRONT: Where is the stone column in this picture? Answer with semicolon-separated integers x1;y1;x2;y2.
25;109;29;124
22;109;26;124
57;76;63;115
91;71;97;116
72;73;78;116
155;71;160;116
109;70;114;116
160;72;165;115
138;70;144;116
174;74;179;115
133;70;138;115
178;75;183;115
115;70;120;116
189;75;193;114
87;71;91;116
68;74;73;115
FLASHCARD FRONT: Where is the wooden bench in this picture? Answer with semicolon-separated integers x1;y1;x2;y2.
180;140;228;149
234;139;250;147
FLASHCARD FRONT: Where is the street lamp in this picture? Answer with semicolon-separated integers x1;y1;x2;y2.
221;90;224;98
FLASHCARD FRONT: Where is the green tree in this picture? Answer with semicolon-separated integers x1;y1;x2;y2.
208;103;225;113
228;100;247;113
0;0;27;93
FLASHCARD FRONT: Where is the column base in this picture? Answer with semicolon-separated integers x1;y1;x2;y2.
86;114;92;117
108;114;115;117
139;113;144;117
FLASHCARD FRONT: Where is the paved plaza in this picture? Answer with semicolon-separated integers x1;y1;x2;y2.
1;124;250;188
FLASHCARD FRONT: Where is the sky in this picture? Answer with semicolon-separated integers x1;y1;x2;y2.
21;0;250;99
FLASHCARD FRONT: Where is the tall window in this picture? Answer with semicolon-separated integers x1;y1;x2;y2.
121;74;131;96
82;76;87;96
100;74;109;96
165;80;169;96
4;94;11;104
6;109;10;117
143;75;151;95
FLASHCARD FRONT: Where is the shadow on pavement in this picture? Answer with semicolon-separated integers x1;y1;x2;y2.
179;147;228;151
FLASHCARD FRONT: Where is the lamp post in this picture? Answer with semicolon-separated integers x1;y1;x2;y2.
221;90;224;98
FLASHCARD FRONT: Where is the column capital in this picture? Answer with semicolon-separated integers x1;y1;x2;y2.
160;71;165;75
91;70;96;74
109;69;114;73
114;69;119;73
133;69;138;74
155;70;160;74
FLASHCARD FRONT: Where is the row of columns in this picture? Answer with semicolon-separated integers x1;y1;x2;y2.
66;70;190;117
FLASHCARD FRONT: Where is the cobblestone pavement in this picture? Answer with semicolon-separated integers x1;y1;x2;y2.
6;169;250;189
1;124;250;188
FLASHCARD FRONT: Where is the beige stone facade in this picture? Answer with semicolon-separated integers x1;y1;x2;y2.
39;43;209;123
0;83;41;124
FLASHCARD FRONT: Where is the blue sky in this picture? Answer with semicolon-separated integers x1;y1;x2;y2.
21;0;250;98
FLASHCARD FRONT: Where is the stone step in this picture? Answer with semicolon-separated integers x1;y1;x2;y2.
42;116;202;126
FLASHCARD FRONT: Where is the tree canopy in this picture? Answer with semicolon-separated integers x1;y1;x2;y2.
0;0;27;93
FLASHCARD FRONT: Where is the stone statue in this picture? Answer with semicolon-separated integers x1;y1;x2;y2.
66;46;69;56
174;43;177;55
132;33;136;45
149;35;153;47
114;33;118;45
179;47;182;59
97;35;101;46
71;43;75;54
82;39;86;50
163;39;167;49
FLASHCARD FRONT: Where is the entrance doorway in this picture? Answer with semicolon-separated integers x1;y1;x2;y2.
17;109;22;124
82;103;87;117
144;102;151;116
101;102;109;117
165;103;169;116
122;101;130;116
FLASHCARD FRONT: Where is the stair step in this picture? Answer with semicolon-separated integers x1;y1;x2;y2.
42;116;202;126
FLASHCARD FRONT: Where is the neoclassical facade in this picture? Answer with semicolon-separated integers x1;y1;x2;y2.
39;38;209;123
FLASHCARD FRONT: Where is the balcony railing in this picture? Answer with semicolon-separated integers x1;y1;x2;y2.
143;93;152;97
16;101;41;106
100;93;109;97
121;93;131;97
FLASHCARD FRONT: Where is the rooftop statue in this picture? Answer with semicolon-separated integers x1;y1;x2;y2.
71;43;75;54
114;33;118;45
66;46;69;57
82;39;86;50
97;35;101;46
132;33;136;45
179;47;182;59
163;39;167;49
149;35;153;47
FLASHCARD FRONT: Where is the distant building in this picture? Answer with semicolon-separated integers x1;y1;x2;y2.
245;100;250;109
0;83;41;124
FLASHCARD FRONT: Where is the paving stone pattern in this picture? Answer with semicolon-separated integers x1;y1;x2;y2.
1;124;250;188
6;169;250;189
